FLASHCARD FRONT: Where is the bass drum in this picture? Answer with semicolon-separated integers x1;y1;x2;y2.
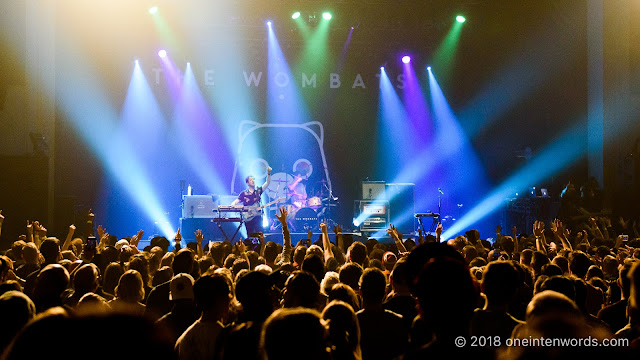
293;207;318;231
307;196;322;209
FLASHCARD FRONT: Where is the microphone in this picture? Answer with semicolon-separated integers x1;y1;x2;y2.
438;188;444;195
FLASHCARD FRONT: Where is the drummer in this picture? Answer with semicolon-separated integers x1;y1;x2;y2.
288;170;308;209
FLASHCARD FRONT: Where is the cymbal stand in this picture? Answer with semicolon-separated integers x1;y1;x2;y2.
323;181;339;228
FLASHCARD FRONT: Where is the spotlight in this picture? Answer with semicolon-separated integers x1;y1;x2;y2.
456;15;466;23
267;21;272;26
186;62;191;67
148;6;158;15
353;218;360;227
351;26;354;30
427;66;432;71
292;11;301;19
322;12;332;20
402;56;411;64
134;59;139;65
158;49;167;58
380;66;385;71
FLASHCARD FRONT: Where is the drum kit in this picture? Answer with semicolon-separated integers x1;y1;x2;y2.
266;172;337;232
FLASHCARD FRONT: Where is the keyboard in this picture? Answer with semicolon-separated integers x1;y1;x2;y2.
212;217;243;222
415;213;440;217
217;205;247;212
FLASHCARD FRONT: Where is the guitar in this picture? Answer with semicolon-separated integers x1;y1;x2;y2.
245;198;286;221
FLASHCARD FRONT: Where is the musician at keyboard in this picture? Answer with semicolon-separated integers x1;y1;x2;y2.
231;167;272;236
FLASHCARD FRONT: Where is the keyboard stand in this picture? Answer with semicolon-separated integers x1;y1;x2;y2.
415;213;441;235
212;215;244;243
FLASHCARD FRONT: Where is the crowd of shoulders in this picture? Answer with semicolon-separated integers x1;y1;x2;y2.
1;206;640;359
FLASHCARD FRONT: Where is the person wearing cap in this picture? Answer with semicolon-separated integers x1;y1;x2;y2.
382;251;397;278
156;273;199;345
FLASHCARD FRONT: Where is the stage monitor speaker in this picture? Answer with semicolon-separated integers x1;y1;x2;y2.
385;183;415;234
362;181;386;200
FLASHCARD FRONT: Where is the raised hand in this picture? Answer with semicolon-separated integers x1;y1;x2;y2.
88;209;95;221
533;221;544;237
308;229;313;239
195;229;203;244
275;206;288;225
495;224;502;234
320;219;328;233
26;221;33;234
97;225;105;239
0;210;4;224
236;239;246;254
175;228;182;244
333;225;342;234
69;224;76;233
436;223;443;237
33;221;41;233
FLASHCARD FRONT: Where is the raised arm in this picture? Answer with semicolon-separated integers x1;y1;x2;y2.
258;232;266;257
174;228;182;250
533;221;547;255
320;220;334;262
33;221;44;249
333;225;344;253
262;166;273;189
551;219;573;251
435;223;443;243
388;225;407;254
26;221;34;244
0;210;4;238
130;229;144;249
61;224;76;251
275;206;292;264
235;239;249;263
86;209;95;239
195;229;204;258
587;217;605;240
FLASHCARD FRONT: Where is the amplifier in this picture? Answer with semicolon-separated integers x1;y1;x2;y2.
355;200;389;231
362;181;386;200
183;195;217;218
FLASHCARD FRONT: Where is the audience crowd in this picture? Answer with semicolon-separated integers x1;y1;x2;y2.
1;200;640;360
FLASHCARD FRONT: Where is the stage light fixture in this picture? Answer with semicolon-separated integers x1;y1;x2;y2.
148;6;158;15
292;12;301;19
402;56;411;64
158;49;167;58
380;66;385;71
322;12;332;20
456;15;466;23
427;66;432;71
267;21;272;26
353;218;360;227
